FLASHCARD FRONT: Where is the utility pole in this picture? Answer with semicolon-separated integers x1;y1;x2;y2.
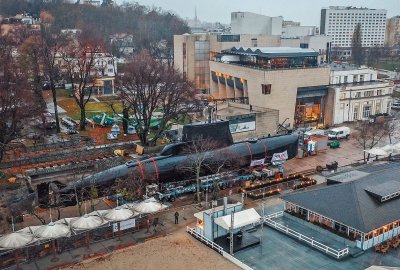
230;211;234;255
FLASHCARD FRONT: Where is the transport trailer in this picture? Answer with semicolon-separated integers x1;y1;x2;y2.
59;132;298;194
51;122;298;206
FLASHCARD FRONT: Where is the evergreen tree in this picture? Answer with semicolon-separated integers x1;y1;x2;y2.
352;23;364;66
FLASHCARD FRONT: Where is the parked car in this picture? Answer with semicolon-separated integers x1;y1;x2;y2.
328;127;350;140
304;129;326;138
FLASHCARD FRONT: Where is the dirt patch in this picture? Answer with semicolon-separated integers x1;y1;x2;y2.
69;231;240;270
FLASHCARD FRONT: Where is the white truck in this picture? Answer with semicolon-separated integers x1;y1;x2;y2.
328;127;350;140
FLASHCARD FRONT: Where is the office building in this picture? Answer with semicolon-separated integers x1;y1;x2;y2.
320;6;387;48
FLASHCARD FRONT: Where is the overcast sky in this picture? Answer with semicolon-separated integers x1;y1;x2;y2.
116;0;400;26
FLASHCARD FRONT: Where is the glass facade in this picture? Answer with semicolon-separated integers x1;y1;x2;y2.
194;41;210;91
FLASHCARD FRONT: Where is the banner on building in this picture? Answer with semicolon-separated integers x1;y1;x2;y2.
271;150;288;162
227;114;256;134
250;158;265;167
113;218;136;232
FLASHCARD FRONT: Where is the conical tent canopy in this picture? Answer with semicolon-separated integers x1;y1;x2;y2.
70;214;104;231
35;222;71;239
103;207;134;221
133;198;166;214
0;232;36;250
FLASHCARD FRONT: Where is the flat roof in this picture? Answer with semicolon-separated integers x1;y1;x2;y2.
228;47;318;58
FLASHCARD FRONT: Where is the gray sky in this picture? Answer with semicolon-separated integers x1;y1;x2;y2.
116;0;400;26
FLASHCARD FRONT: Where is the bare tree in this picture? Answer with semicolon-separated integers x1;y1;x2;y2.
118;49;195;145
61;30;105;130
354;120;389;162
0;35;42;162
179;136;240;204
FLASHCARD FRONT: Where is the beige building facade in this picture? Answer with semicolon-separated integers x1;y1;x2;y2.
174;33;296;94
215;102;279;141
210;58;330;128
385;16;400;47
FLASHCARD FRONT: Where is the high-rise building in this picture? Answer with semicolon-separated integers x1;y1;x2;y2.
231;12;283;35
320;6;387;48
385;16;400;47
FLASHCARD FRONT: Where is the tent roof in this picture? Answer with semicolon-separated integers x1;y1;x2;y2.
214;208;261;230
364;148;389;156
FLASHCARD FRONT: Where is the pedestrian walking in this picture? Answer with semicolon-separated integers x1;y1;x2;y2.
174;211;179;224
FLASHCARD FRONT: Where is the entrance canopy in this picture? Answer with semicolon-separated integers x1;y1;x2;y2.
214;208;261;230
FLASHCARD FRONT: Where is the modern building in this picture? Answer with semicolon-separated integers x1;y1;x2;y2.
214;102;279;141
210;47;331;129
174;33;294;94
282;162;400;250
385;16;400;47
327;63;393;124
231;12;283;36
174;33;331;94
320;6;387;49
282;26;318;38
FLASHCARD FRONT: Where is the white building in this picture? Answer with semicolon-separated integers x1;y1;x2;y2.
231;12;283;35
82;0;101;6
320;6;387;48
329;63;393;124
282;26;318;38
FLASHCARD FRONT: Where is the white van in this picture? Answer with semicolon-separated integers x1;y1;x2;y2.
328;127;350;140
304;129;326;138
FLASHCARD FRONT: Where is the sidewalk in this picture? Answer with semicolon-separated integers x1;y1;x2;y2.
16;205;199;270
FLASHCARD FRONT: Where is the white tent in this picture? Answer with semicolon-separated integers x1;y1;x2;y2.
133;198;167;214
17;226;41;235
70;214;104;231
364;148;389;156
0;232;36;250
34;222;71;239
103;207;135;221
214;208;261;230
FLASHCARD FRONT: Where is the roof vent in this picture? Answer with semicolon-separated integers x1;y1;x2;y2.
364;181;400;202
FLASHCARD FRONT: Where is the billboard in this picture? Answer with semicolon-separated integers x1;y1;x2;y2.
227;114;256;134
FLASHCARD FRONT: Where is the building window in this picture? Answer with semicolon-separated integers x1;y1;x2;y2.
340;103;345;110
364;90;374;97
353;104;359;120
108;68;113;73
262;84;271;95
344;76;348;83
251;38;258;47
340;93;346;99
355;92;361;98
387;101;391;113
377;89;383;95
375;101;381;114
363;105;372;118
360;74;365;82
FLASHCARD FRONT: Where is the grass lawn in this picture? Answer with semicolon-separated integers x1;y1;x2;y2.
58;98;123;120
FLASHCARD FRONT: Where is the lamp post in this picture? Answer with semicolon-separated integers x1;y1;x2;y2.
230;211;234;255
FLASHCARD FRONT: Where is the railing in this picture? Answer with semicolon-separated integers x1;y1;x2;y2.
263;212;349;260
186;227;223;254
186;227;254;270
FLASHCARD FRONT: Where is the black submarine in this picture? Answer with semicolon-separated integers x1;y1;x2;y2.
50;121;298;204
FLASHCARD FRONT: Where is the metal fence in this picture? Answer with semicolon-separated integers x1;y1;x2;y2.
263;212;349;260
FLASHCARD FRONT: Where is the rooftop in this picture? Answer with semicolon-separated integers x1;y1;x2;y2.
228;47;318;58
282;162;400;232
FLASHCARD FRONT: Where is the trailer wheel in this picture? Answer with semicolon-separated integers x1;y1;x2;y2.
220;184;227;190
169;196;176;202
